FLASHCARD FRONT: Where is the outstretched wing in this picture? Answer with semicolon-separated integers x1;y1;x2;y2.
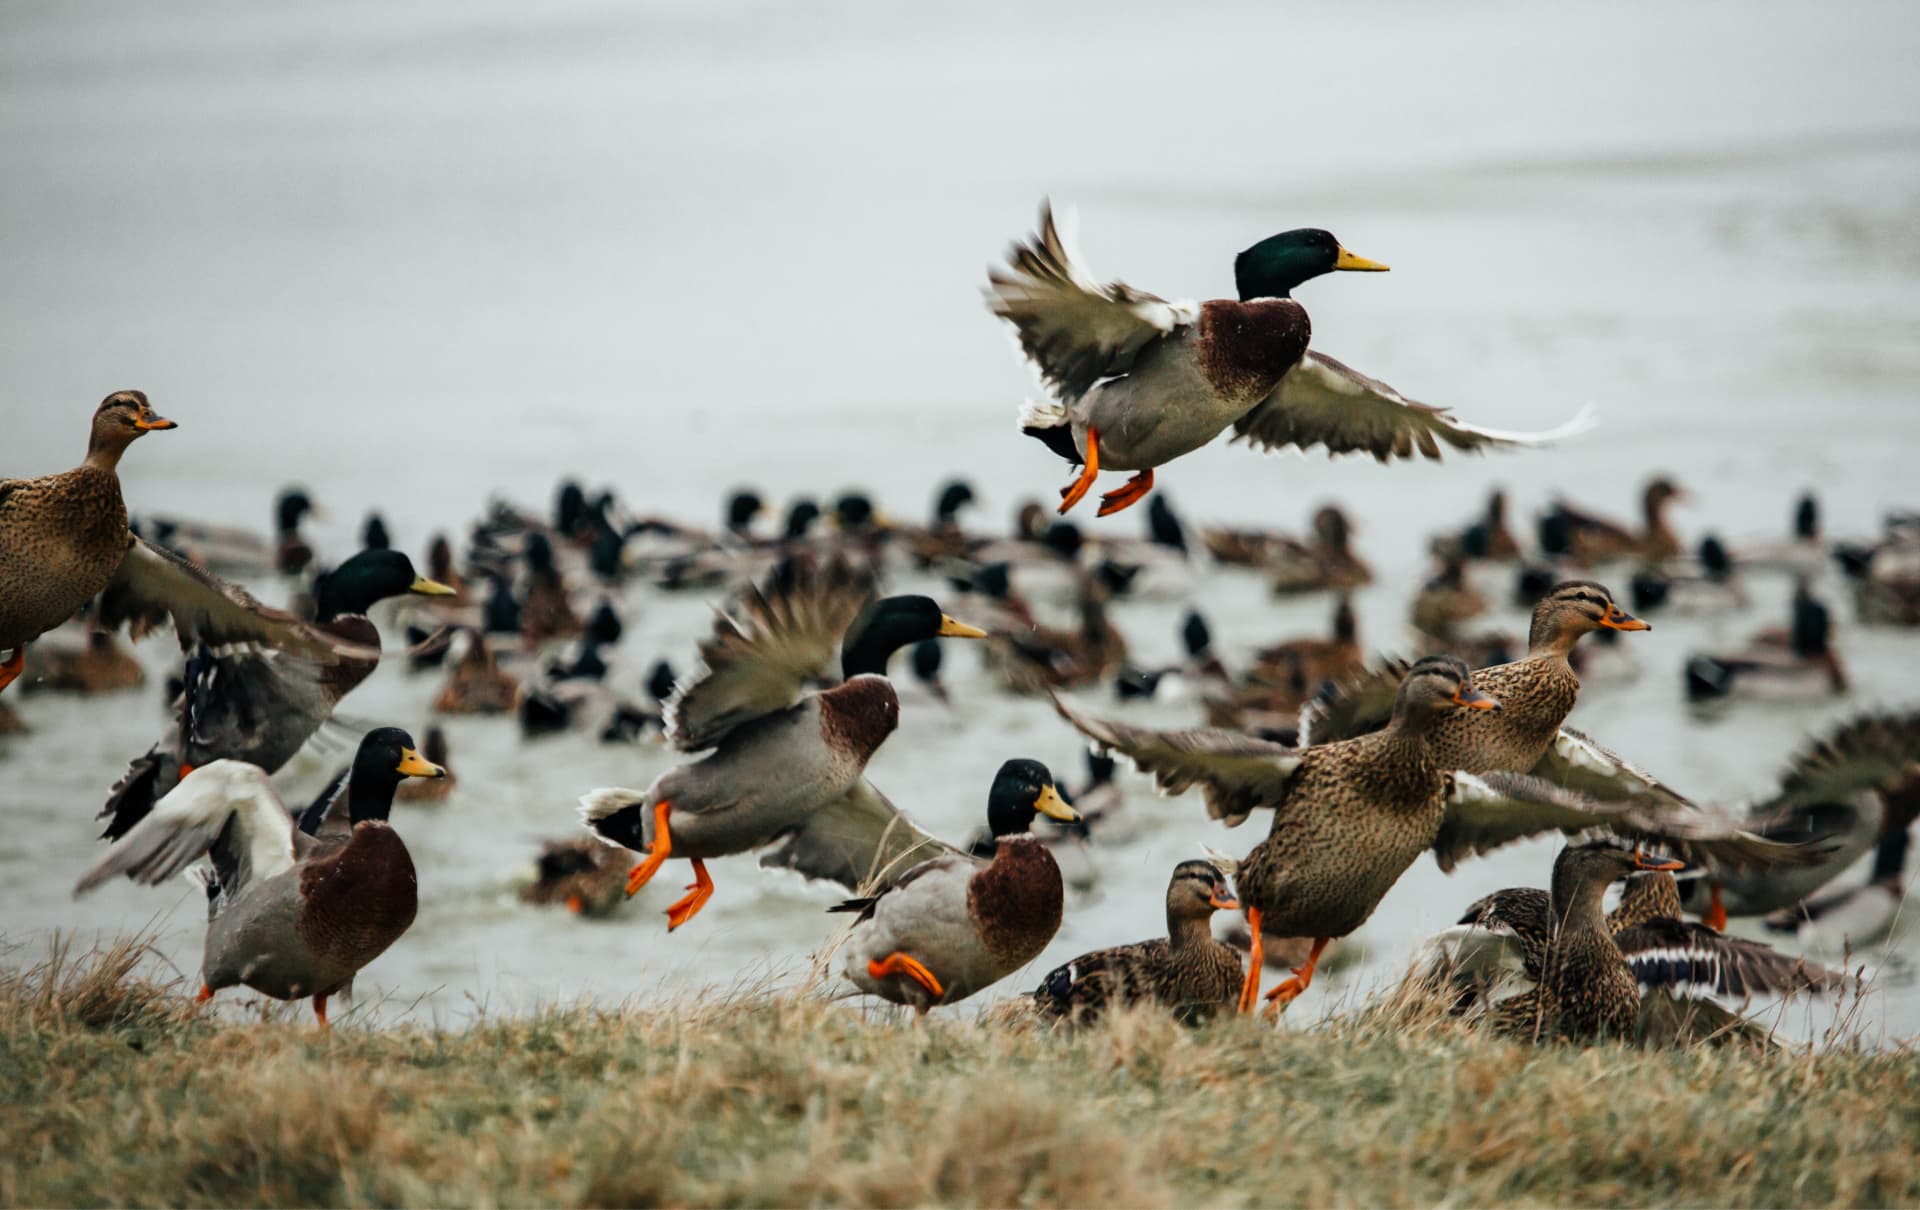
74;761;298;897
1757;709;1920;818
99;537;374;661
1615;917;1853;999
1232;350;1593;463
664;559;875;752
1297;658;1408;746
1436;771;1817;873
1052;694;1301;826
985;200;1198;403
1529;728;1697;811
757;778;955;893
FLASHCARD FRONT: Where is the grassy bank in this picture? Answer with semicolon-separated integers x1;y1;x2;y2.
2;939;1916;1207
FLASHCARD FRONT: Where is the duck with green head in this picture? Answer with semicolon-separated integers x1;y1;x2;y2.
988;203;1587;516
95;547;456;842
579;559;987;932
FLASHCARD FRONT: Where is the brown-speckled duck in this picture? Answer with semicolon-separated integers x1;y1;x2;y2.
833;758;1077;1013
74;727;444;1027
1033;859;1244;1024
1540;477;1687;566
519;836;631;918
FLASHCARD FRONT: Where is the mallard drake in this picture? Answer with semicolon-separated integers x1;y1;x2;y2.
1836;512;1920;626
1431;488;1523;563
394;727;456;803
520;533;584;643
1684;578;1844;703
75;727;444;1027
95;548;456;841
986;203;1587;517
1765;813;1913;953
903;479;982;568
578;561;985;931
833;758;1076;1013
1674;712;1920;929
1538;477;1687;566
1033;859;1243;1024
1735;492;1825;576
273;487;318;576
1629;535;1746;617
1058;654;1807;1015
1;391;174;693
519;837;631;918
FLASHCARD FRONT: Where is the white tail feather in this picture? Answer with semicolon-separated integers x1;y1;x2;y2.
578;788;648;824
1018;396;1069;431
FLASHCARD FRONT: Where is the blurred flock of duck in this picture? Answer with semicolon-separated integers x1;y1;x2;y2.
7;204;1920;1044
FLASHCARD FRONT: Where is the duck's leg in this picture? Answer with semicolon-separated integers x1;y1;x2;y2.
312;993;330;1030
1056;426;1101;514
868;951;944;1002
0;646;23;695
1095;469;1154;518
664;858;715;931
624;800;674;896
1702;881;1727;932
194;984;214;1005
564;893;585;914
1262;936;1330;1016
1236;907;1265;1014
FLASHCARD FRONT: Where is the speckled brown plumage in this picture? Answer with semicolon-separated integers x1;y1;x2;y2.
1035;861;1243;1024
1491;846;1651;1042
0;392;171;660
296;822;419;981
969;837;1064;966
1194;299;1311;402
521;837;629;917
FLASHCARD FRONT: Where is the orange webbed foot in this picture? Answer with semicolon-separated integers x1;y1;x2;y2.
1703;882;1728;932
868;952;945;1002
1056;426;1102;514
1236;907;1264;1014
664;858;715;931
624;800;673;897
1095;469;1154;517
0;646;23;696
1260;937;1329;1020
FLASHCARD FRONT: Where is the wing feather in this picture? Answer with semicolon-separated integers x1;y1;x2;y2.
74;761;295;896
99;538;374;661
1051;694;1301;826
758;778;955;893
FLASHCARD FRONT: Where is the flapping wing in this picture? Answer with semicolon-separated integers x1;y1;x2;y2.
1759;710;1920;817
1052;694;1301;826
99;537;374;661
1297;658;1408;746
1233;351;1593;463
758;778;956;893
1615;918;1853;999
1529;728;1696;810
986;200;1198;403
664;559;875;752
1436;771;1818;874
74;760;297;897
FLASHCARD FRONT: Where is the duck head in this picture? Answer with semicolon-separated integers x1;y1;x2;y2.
315;549;456;622
86;390;176;466
1235;229;1388;300
1527;581;1649;656
348;726;447;823
985;758;1077;838
1551;842;1684;925
1167;858;1239;919
840;595;985;679
1390;655;1499;731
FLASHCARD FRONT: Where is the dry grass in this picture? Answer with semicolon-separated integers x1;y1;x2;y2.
2;938;1917;1208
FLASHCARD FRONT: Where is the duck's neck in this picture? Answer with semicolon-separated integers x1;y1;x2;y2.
1550;872;1613;940
83;437;132;472
1525;620;1585;663
347;776;398;825
1166;909;1214;951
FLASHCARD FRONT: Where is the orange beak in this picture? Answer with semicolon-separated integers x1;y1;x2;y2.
134;413;177;431
1451;687;1500;712
1601;604;1650;632
1208;887;1241;911
1633;850;1685;872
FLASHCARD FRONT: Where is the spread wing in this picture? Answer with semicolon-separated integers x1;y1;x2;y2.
99;537;374;661
74;760;299;897
1052;694;1301;826
1297;658;1408;746
663;559;874;752
1615;918;1853;998
985;200;1198;403
1436;771;1817;874
757;778;955;893
1756;709;1920;819
1232;350;1594;462
1528;728;1697;811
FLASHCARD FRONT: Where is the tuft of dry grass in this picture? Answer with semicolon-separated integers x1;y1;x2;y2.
2;936;1917;1207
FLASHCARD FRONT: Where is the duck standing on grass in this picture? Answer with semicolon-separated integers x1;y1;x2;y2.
74;727;444;1028
1033;859;1244;1025
985;203;1585;516
834;758;1077;1014
578;560;986;931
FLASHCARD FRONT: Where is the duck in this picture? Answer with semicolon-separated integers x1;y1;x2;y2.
274;487;319;576
1684;578;1845;703
394;727;456;803
1673;711;1920;929
1409;553;1488;640
95;548;457;841
518;837;632;918
986;203;1586;517
1629;535;1746;617
360;512;392;551
578;561;985;931
1836;512;1920;626
1033;859;1243;1024
20;624;145;694
433;629;523;715
983;573;1128;694
1765;816;1913;954
1059;654;1806;1016
1116;610;1228;703
832;758;1077;1013
1431;488;1523;563
1444;856;1850;1009
903;479;982;568
1736;492;1825;576
74;727;445;1027
520;533;584;643
1538;477;1687;566
1269;506;1373;596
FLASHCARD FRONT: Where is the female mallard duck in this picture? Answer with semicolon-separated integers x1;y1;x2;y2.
983;572;1127;694
74;727;444;1027
518;836;632;918
1058;655;1803;1015
433;629;523;714
1538;477;1687;566
986;203;1587;517
833;758;1076;1013
1033;859;1243;1024
95;548;457;840
578;561;985;931
1258;506;1373;596
1684;578;1844;703
1409;553;1489;640
22;622;146;694
394;727;456;803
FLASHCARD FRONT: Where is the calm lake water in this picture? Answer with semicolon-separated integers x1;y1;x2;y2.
3;0;1919;1041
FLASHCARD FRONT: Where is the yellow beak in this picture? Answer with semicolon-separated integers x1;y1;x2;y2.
1033;783;1078;822
938;614;988;639
408;577;458;597
1334;247;1390;272
395;748;448;779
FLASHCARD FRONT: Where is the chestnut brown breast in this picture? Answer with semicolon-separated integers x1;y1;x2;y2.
297;822;418;970
1195;299;1311;403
